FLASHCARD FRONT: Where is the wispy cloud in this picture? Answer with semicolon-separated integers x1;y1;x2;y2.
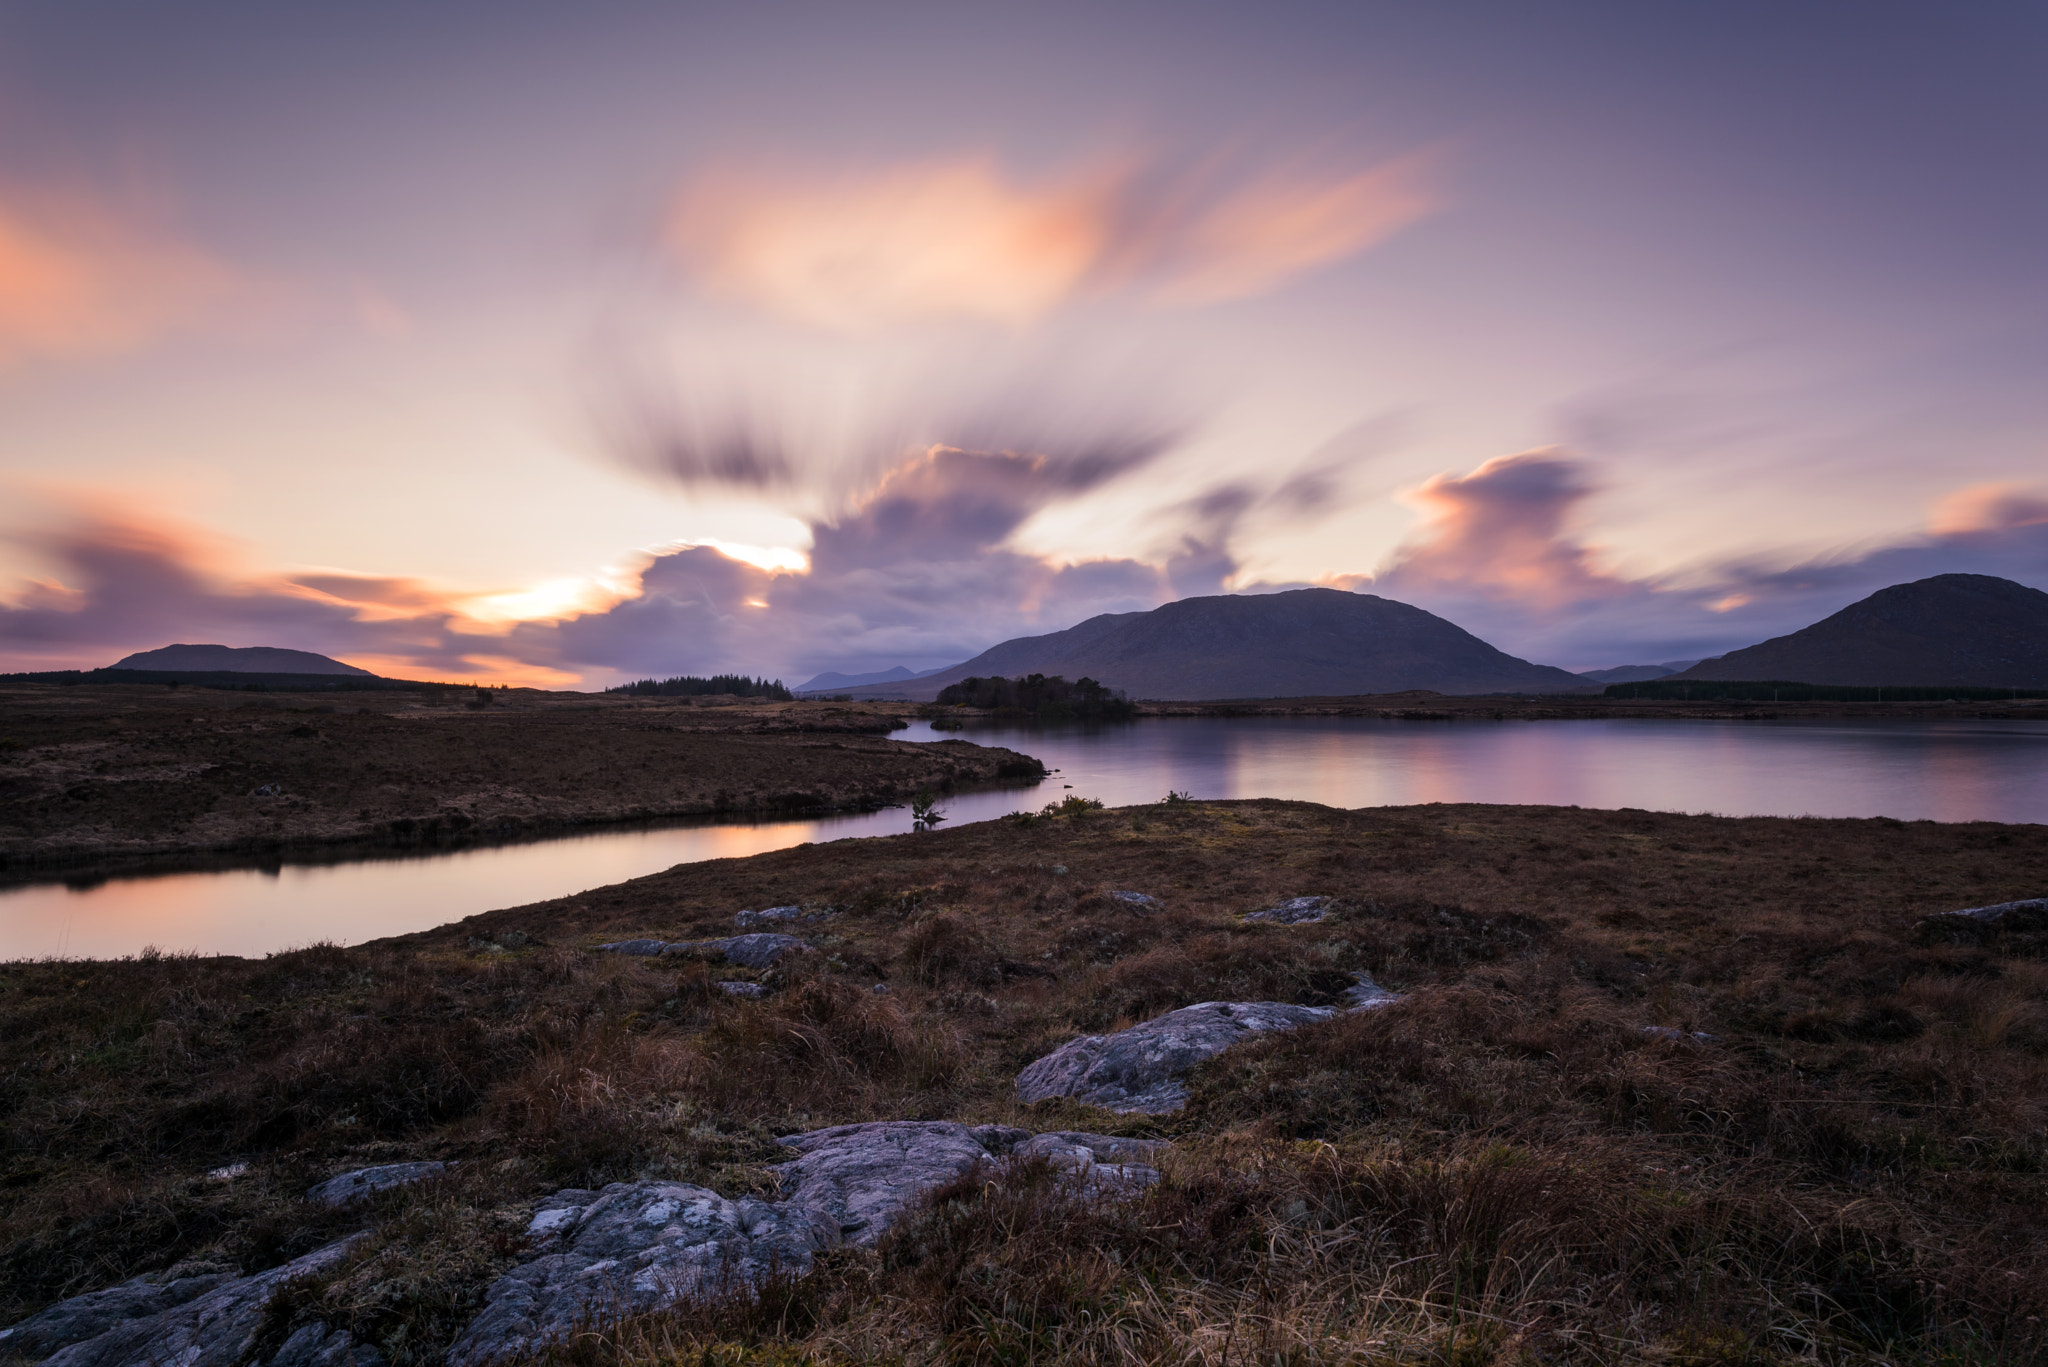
0;191;242;366
663;149;1442;330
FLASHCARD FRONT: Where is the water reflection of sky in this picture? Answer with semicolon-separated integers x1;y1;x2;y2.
6;718;2044;961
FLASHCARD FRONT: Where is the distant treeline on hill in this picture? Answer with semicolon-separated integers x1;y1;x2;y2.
935;674;1135;721
606;674;793;700
1604;679;2048;702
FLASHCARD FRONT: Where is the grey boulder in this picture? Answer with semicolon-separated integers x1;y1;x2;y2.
444;1184;820;1367
1243;896;1334;925
1917;897;2048;944
774;1121;1002;1246
445;1120;1158;1363
1015;1131;1166;1189
1342;972;1403;1009
306;1161;447;1208
734;906;802;926
37;1237;371;1367
1106;891;1161;910
715;980;766;999
1016;1000;1337;1114
0;1272;231;1358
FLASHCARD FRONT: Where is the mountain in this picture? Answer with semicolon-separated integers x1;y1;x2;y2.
794;664;947;693
110;644;375;676
1667;574;2048;686
1576;660;1703;684
834;588;1589;701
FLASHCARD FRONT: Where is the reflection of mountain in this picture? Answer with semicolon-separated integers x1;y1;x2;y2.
795;664;948;693
836;588;1589;701
1668;574;2048;686
1577;660;1702;684
111;644;374;676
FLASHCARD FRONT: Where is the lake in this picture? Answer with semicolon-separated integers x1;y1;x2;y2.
5;715;2045;960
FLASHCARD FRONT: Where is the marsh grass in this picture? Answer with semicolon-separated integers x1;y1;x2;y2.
2;800;2045;1363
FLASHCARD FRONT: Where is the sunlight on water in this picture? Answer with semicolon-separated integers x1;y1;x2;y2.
5;717;2044;960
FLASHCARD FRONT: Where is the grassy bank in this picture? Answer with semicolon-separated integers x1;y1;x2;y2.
0;684;1038;881
2;800;2045;1363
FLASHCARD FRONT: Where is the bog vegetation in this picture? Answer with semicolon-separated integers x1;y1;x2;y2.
1;801;2045;1365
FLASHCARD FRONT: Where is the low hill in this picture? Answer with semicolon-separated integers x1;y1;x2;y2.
112;644;373;675
1576;660;1702;685
837;588;1588;701
795;665;947;693
1669;574;2048;686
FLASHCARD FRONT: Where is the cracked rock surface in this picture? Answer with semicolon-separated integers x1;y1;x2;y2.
306;1161;447;1209
1243;896;1334;924
1015;1000;1338;1113
33;1238;375;1367
444;1120;1154;1364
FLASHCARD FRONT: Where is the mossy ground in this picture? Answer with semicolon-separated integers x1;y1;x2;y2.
3;799;2046;1364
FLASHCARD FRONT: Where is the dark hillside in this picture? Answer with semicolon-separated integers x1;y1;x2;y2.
841;588;1587;700
1673;574;2048;686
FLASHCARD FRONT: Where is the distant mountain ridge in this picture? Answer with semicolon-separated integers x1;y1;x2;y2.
834;588;1589;701
111;644;374;676
795;664;949;693
1576;660;1703;685
1668;574;2048;687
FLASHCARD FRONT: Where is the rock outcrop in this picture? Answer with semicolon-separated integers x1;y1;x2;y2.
598;933;811;968
0;1271;233;1359
444;1121;1157;1365
1016;984;1408;1114
1243;896;1333;924
1106;891;1161;910
306;1161;447;1209
1016;1001;1338;1114
32;1238;377;1367
1916;897;2048;945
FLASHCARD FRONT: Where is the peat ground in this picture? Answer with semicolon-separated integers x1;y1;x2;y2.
2;800;2045;1363
0;684;1038;881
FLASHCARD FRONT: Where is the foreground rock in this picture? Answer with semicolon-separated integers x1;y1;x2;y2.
306;1161;446;1208
1917;897;2048;945
445;1121;1154;1365
1243;896;1333;924
1016;1001;1338;1114
32;1238;378;1367
0;1271;233;1358
598;933;811;968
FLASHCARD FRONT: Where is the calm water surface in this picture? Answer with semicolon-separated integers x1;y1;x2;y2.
5;716;2044;960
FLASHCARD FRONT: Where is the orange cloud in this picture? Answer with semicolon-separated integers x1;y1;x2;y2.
665;149;1442;329
1383;451;1633;612
1929;482;2048;536
0;193;239;366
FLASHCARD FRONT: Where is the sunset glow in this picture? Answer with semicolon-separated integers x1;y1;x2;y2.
1;4;2042;684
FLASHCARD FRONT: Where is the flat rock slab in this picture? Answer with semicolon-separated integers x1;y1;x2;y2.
38;1238;373;1367
1917;898;2048;943
0;1272;231;1358
774;1121;1003;1246
444;1121;1158;1363
1243;896;1334;925
307;1160;447;1208
444;1184;819;1367
1016;1000;1337;1114
598;934;811;968
1106;891;1161;910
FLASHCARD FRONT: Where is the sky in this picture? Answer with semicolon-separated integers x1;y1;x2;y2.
1;1;2045;686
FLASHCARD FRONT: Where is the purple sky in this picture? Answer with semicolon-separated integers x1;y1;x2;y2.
1;2;2044;684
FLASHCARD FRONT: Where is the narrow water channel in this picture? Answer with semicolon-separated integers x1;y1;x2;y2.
5;716;2044;960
